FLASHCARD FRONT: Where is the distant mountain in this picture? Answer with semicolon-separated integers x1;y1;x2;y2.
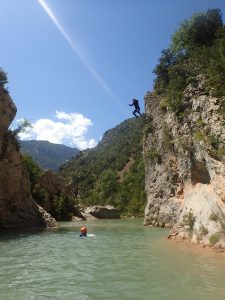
20;140;79;171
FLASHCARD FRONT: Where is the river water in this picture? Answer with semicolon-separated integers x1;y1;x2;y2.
0;219;225;300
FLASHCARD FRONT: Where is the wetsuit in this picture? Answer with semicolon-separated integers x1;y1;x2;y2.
130;99;143;118
79;233;87;237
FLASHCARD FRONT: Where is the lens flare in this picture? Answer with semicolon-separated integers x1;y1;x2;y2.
38;0;127;115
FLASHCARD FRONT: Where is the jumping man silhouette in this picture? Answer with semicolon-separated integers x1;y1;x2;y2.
129;98;143;118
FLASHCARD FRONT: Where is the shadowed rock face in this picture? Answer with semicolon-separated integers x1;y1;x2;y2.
0;88;56;230
143;76;225;249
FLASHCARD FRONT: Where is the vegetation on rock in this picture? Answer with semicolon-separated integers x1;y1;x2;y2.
153;9;225;114
22;154;76;220
0;68;8;89
60;118;146;216
22;154;43;188
144;9;225;250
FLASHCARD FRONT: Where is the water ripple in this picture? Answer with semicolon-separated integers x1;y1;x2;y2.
0;219;225;299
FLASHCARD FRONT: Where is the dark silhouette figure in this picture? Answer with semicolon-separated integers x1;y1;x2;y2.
129;99;143;118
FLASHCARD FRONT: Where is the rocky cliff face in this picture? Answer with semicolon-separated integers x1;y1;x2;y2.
144;76;225;249
0;88;56;229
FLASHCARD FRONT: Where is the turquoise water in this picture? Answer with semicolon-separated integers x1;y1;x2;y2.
1;219;225;300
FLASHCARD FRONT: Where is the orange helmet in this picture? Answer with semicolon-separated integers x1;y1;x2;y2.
80;226;87;234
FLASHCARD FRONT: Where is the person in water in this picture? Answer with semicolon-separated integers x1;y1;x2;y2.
80;226;87;237
129;98;143;118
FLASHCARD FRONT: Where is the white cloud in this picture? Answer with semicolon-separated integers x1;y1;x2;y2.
19;111;97;150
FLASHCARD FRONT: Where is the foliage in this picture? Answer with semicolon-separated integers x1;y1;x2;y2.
143;122;154;139
196;118;205;128
13;119;32;136
153;48;176;95
0;68;8;89
22;154;47;206
22;154;42;188
171;9;223;52
193;130;206;143
32;184;48;206
8;119;32;150
199;225;208;236
53;193;77;221
207;134;225;160
60;118;146;216
153;9;225;112
209;233;220;245
84;169;119;206
162;124;173;150
193;128;225;160
23;149;76;221
182;210;196;230
209;212;219;222
146;147;161;162
116;160;146;216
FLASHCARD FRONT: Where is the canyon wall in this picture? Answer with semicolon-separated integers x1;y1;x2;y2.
144;76;225;249
0;88;56;229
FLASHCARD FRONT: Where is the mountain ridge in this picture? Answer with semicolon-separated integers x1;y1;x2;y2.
20;140;79;171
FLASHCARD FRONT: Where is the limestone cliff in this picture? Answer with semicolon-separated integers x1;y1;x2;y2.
144;75;225;249
0;88;56;229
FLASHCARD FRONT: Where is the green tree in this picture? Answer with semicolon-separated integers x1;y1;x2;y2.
96;169;119;205
171;9;223;52
32;184;48;206
53;193;77;220
22;154;47;206
22;154;42;188
13;119;32;136
153;49;176;94
154;8;225;111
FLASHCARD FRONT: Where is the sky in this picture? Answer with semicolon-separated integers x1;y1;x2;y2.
0;0;225;149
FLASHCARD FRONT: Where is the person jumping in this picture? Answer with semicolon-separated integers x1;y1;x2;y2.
129;98;143;118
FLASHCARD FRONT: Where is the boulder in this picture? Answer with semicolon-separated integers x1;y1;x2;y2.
84;205;120;219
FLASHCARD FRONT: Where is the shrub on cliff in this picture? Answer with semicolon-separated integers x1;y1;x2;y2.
53;193;77;221
154;8;225;110
0;68;8;89
22;154;42;189
22;154;75;220
171;9;223;52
